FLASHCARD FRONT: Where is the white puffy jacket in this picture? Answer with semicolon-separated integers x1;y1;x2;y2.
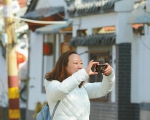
44;68;115;120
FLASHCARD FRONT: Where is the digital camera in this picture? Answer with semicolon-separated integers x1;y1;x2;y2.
95;64;107;73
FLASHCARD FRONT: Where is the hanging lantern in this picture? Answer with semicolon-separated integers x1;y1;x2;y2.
43;42;52;55
16;52;26;64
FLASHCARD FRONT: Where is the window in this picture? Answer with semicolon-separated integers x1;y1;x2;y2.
93;26;115;35
77;29;88;37
61;33;74;54
89;51;110;102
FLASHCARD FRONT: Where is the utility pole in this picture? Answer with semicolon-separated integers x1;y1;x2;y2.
3;0;20;120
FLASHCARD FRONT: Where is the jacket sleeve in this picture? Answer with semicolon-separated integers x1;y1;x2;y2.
83;70;115;99
45;68;89;101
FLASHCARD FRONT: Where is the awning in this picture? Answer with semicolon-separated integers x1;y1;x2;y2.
69;33;116;46
128;6;150;25
35;19;73;34
22;6;65;31
22;6;64;20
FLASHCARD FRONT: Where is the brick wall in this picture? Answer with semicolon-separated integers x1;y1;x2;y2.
90;101;117;120
118;43;140;120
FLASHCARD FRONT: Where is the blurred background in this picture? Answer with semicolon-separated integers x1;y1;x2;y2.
0;0;150;120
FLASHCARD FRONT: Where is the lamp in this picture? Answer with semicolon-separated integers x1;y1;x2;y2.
16;52;26;64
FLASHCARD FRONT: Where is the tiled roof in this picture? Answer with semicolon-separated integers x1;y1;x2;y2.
69;33;116;46
66;0;120;17
22;6;64;20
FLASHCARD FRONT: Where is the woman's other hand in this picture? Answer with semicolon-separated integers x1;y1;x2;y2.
85;60;99;75
103;63;113;76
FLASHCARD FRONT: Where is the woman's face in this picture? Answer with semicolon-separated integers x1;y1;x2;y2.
66;54;83;76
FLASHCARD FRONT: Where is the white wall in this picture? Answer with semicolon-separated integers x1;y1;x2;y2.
131;25;150;103
115;0;134;12
28;32;57;110
73;12;134;44
116;12;134;44
73;13;118;37
0;47;8;107
55;34;61;63
28;32;46;110
111;45;116;102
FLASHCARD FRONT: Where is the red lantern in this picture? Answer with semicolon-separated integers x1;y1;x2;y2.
16;52;26;64
43;42;52;55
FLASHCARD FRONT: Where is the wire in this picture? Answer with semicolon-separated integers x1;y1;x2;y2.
78;51;88;55
140;38;150;51
14;16;67;24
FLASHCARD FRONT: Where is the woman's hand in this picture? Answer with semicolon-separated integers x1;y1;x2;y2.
103;63;113;76
85;60;99;75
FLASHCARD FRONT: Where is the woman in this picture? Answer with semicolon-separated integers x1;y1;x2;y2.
44;51;115;120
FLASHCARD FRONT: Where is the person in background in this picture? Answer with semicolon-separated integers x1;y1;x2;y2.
44;51;115;120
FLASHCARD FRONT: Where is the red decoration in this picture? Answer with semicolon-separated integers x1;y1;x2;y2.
16;52;26;64
43;43;52;55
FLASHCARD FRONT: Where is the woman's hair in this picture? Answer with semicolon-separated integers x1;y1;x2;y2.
45;51;77;82
45;50;84;88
